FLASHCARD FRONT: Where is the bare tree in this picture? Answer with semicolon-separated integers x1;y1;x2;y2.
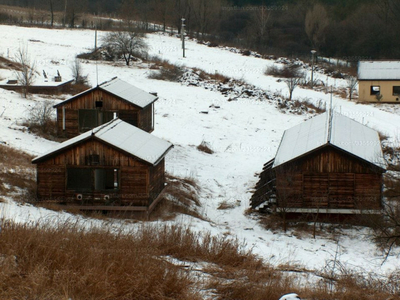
190;0;222;39
70;59;88;84
305;4;329;50
15;46;36;98
49;0;54;27
102;31;148;66
285;77;302;101
346;75;357;102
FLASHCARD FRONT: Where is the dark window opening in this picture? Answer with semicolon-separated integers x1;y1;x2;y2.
370;86;380;95
78;109;115;132
86;154;100;165
393;86;400;95
95;101;103;108
67;168;92;191
67;168;119;191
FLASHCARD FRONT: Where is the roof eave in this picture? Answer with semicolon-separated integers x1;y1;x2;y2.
53;87;95;108
273;143;386;172
32;134;94;164
152;144;174;166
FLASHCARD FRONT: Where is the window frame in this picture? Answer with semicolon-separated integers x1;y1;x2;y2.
78;109;116;132
66;167;120;192
370;85;380;95
393;86;400;96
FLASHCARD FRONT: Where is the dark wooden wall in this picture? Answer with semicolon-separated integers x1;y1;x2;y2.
36;139;165;208
275;146;383;210
149;159;165;204
56;89;154;138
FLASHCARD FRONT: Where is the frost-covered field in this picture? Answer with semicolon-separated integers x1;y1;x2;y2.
0;24;400;280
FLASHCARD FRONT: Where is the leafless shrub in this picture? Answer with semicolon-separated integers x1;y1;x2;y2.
14;45;36;98
70;58;88;85
23;100;57;139
265;63;303;79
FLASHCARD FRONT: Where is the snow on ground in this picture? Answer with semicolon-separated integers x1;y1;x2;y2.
0;25;399;279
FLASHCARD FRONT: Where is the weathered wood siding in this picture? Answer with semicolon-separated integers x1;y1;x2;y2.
149;159;165;204
139;103;154;133
56;89;154;138
275;146;383;210
35;138;165;208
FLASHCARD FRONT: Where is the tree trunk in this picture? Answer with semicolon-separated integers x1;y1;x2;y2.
50;0;54;27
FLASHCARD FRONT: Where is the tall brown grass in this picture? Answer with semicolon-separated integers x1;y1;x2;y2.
0;220;261;300
150;174;203;221
0;144;35;202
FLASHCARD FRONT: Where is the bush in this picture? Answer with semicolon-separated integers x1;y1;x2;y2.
265;63;303;78
23;100;57;139
148;65;184;82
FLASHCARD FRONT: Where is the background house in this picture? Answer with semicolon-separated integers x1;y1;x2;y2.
0;71;73;94
358;61;400;103
32;118;173;214
251;112;386;215
54;77;158;138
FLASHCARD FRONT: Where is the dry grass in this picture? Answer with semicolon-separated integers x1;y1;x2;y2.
217;200;237;210
148;58;184;82
197;140;214;154
206;261;296;300
0;219;270;300
0;56;23;71
192;67;229;84
150;174;203;221
0;221;200;300
0;144;36;202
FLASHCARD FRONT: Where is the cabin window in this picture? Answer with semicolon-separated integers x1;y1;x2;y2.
86;154;100;165
67;168;92;191
67;168;119;191
370;86;380;95
78;109;114;132
393;86;400;95
94;169;119;190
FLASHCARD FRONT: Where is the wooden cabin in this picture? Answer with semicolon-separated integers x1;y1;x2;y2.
32;118;173;214
251;112;386;215
54;77;158;139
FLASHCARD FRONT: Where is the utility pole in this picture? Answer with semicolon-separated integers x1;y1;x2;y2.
311;49;316;89
94;14;97;51
181;18;185;58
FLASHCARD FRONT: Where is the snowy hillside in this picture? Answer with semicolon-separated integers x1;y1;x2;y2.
0;24;400;282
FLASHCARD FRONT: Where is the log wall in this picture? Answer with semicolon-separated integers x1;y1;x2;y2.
56;89;154;138
275;146;383;210
36;139;165;208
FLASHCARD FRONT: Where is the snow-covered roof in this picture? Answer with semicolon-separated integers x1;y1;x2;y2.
272;112;386;170
358;61;400;80
32;118;173;165
54;77;158;108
